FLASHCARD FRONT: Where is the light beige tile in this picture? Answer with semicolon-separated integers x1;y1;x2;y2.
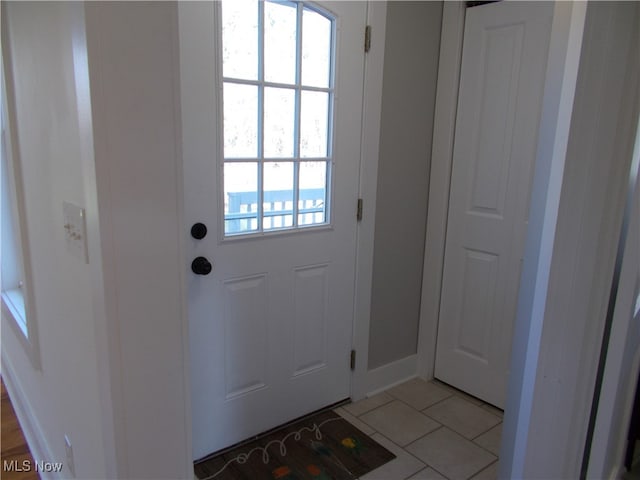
359;433;425;480
431;379;485;405
406;427;496;480
344;392;394;417
333;407;376;435
480;403;504;419
470;461;499;480
406;467;448;479
361;401;441;447
388;378;453;410
423;396;501;440
473;423;502;456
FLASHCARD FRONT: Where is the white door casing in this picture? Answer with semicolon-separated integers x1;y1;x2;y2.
179;1;366;459
435;2;553;408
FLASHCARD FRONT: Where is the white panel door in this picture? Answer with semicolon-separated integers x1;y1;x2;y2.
179;1;366;459
435;2;553;408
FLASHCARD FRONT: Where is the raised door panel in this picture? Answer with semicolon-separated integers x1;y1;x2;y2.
293;264;329;377
223;275;269;399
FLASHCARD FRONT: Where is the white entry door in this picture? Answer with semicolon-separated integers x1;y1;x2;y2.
179;1;366;459
434;2;553;408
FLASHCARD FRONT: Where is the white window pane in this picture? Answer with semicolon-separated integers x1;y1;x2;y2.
263;162;294;230
264;2;297;84
300;91;329;158
224;162;259;234
302;8;332;88
224;83;258;158
264;87;295;158
298;161;327;225
222;0;259;80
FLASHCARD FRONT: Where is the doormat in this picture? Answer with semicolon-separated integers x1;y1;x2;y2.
194;410;395;480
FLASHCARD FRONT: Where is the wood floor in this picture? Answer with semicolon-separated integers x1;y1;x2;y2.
1;378;38;480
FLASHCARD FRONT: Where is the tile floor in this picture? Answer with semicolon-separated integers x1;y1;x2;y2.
333;378;503;480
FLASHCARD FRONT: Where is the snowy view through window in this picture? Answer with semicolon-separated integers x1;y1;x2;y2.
221;0;335;235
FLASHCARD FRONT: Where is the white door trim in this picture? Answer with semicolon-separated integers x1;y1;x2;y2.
417;1;465;380
351;1;388;401
500;2;587;476
508;2;639;476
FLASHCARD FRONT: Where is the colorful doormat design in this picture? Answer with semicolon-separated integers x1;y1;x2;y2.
194;410;395;480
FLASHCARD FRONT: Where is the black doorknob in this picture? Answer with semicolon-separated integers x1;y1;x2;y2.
191;256;212;275
191;222;207;239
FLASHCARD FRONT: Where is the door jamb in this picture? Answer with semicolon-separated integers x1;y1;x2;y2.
351;1;388;401
416;1;466;380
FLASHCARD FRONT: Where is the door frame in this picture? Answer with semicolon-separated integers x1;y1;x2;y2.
416;1;466;382
416;0;586;475
350;1;393;401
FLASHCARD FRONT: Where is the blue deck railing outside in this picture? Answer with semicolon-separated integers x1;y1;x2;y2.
226;188;326;233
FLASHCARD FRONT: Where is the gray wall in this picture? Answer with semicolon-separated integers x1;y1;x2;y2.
368;1;443;370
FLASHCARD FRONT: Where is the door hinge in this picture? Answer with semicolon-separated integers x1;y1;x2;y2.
356;198;363;221
364;25;372;53
350;350;356;370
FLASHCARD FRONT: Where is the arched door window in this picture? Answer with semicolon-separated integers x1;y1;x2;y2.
220;1;336;236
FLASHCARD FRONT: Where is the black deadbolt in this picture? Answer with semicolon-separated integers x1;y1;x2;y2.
191;257;212;275
191;222;208;240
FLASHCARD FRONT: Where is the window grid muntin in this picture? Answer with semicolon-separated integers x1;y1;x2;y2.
221;0;335;237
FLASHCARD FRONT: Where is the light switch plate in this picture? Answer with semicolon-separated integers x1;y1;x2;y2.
63;201;88;264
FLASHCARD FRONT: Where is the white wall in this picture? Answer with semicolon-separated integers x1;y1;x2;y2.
1;2;111;478
502;1;640;478
84;2;192;478
587;121;640;479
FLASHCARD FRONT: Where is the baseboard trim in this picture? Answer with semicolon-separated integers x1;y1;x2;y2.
1;353;62;480
364;354;418;397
